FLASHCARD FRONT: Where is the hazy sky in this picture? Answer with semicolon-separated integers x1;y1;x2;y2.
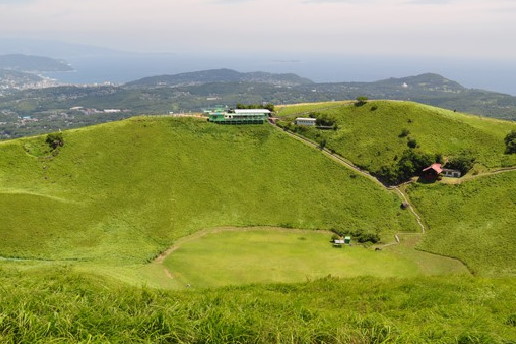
1;0;515;58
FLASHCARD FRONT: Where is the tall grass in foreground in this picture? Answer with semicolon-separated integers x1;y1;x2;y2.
0;266;514;343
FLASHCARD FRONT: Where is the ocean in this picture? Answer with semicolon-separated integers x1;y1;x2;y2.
44;53;516;96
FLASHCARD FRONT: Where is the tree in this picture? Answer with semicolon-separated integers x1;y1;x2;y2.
236;103;274;112
355;96;368;107
45;132;64;150
318;138;327;150
504;130;516;154
407;137;418;149
398;128;410;137
446;150;476;174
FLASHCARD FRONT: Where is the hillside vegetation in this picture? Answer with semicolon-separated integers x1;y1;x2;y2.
408;171;516;276
0;117;417;264
0;266;514;344
1;105;515;342
277;101;516;179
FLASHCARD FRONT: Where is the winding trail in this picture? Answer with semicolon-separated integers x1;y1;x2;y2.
155;116;511;277
392;187;426;234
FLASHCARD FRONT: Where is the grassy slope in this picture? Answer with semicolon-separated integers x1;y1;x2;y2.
0;266;514;343
407;171;516;276
277;101;516;173
0;117;417;263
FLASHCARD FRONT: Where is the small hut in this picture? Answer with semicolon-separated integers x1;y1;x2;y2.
422;163;443;181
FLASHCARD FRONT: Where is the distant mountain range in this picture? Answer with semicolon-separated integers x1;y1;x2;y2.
123;69;516;120
125;68;314;88
0;54;72;72
1;67;516;139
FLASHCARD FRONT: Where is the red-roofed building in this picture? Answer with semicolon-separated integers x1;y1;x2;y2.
422;163;443;180
422;163;462;180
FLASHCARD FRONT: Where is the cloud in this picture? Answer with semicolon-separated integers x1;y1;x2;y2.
303;0;376;3
209;0;254;3
0;0;35;3
404;0;454;4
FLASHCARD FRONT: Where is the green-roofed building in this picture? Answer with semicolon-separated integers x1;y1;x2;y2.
207;109;270;124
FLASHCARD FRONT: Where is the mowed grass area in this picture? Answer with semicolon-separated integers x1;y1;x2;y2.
163;228;468;289
0;265;514;343
0;117;417;265
407;171;516;276
277;101;516;173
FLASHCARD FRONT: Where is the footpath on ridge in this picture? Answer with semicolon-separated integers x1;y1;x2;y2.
270;119;516;235
268;120;429;236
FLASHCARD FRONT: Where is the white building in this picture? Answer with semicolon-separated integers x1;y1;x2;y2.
295;117;316;126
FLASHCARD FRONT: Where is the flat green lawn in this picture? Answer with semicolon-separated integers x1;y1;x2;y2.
163;228;469;288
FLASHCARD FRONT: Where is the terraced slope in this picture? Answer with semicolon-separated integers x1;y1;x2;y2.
0;117;417;263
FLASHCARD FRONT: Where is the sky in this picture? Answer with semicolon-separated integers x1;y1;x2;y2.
1;0;516;59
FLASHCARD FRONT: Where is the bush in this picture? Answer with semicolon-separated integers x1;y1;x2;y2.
407;137;417;149
504;130;516;154
45;132;64;150
355;96;368;107
236;103;275;112
398;129;410;138
446;151;476;175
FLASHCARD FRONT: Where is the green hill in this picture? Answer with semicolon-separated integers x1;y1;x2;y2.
0;116;417;264
1;107;515;342
0;54;72;72
277;101;516;179
408;171;516;276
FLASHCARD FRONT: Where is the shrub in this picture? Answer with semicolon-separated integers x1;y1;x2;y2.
355;96;368;107
45;132;64;150
398;129;410;138
407;137;417;149
446;150;476;175
504;130;516;154
318;138;327;150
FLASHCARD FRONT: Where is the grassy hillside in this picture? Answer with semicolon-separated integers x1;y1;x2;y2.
0;117;417;264
0;266;514;343
407;171;516;276
277;101;516;175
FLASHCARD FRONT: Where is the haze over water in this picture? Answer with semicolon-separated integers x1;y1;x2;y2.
46;53;516;96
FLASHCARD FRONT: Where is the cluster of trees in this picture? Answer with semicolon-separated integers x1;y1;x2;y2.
505;130;516;154
236;103;275;112
355;96;369;107
377;148;478;185
308;112;338;129
377;150;439;185
445;150;476;174
331;228;380;244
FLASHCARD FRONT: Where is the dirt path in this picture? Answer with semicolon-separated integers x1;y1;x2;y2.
269;123;430;240
392;187;426;234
